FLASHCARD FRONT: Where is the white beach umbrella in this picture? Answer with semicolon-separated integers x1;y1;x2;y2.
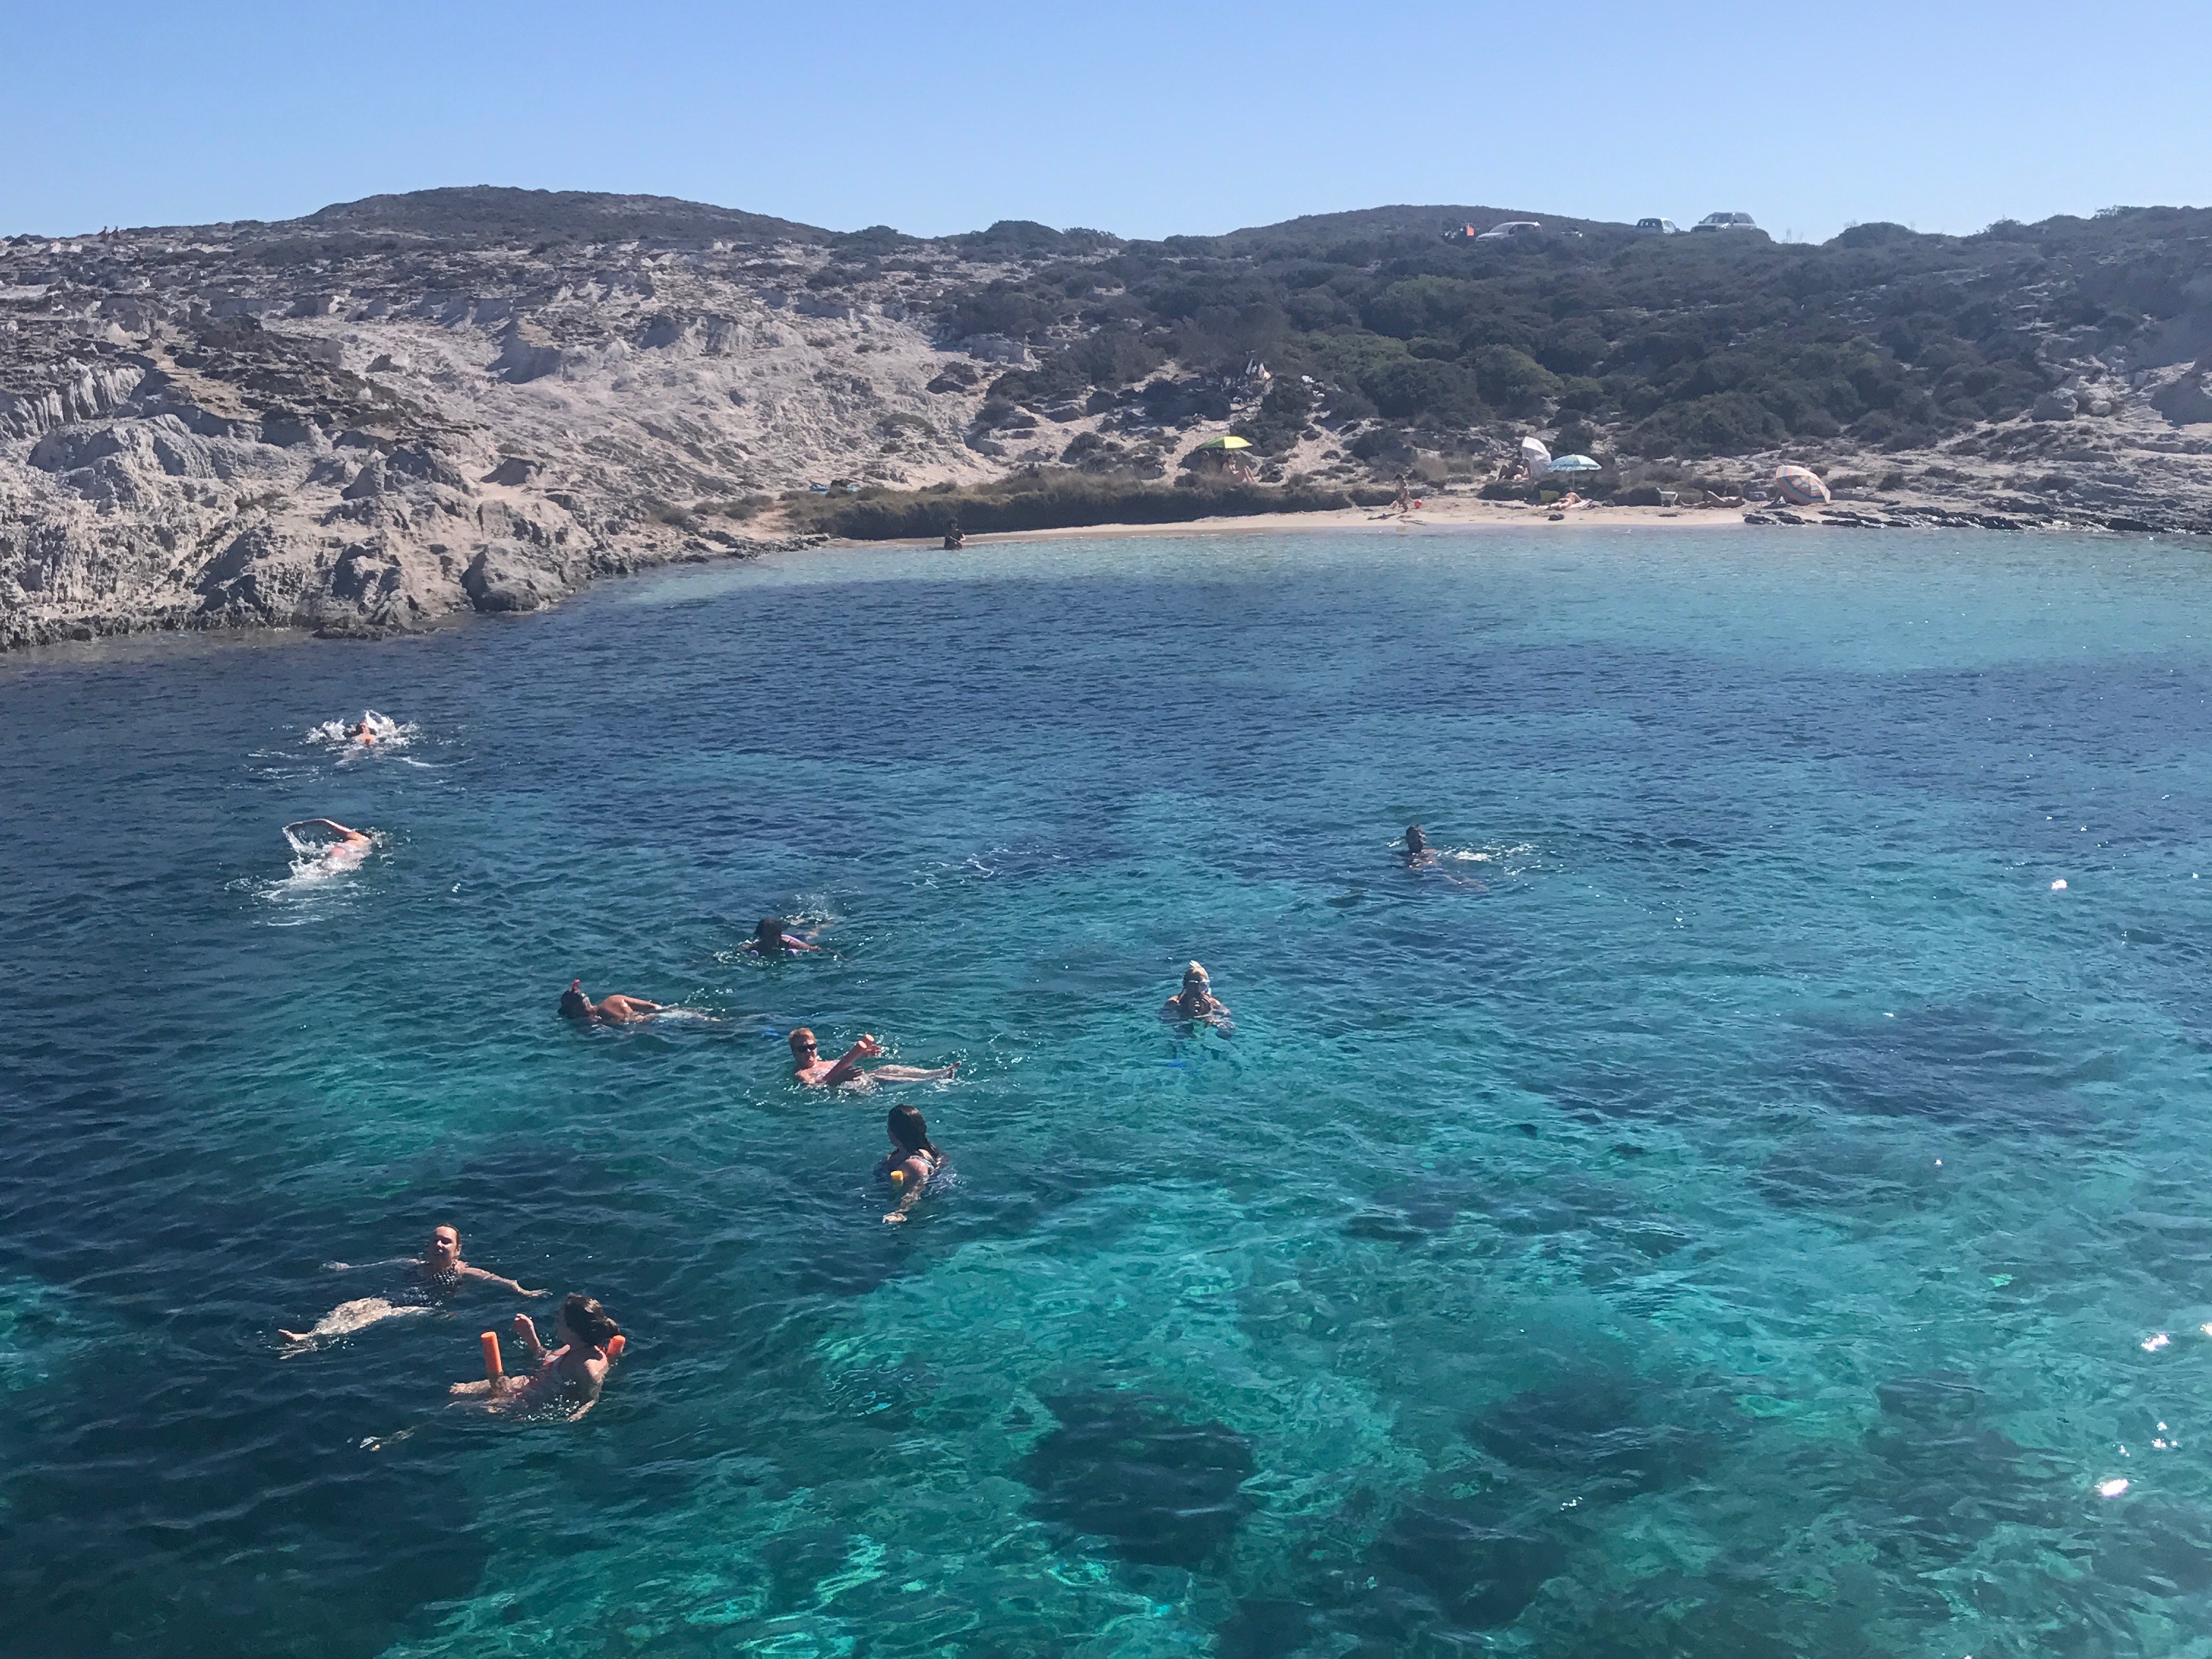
1521;435;1552;476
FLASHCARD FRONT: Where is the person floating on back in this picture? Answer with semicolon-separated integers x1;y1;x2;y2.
451;1293;622;1419
1161;962;1232;1028
879;1103;945;1224
740;917;822;958
279;1224;546;1348
789;1027;958;1088
560;979;666;1025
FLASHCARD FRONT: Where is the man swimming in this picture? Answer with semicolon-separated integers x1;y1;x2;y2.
1161;962;1232;1028
279;1224;545;1347
1404;824;1434;867
449;1293;622;1419
740;917;822;958
560;979;667;1024
283;817;375;871
789;1028;958;1088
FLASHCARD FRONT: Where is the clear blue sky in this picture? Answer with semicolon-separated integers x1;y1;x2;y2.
5;1;2205;244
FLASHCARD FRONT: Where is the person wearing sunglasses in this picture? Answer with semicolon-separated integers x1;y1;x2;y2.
788;1027;958;1088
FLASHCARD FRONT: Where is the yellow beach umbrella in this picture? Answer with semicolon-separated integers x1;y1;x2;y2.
1197;435;1252;451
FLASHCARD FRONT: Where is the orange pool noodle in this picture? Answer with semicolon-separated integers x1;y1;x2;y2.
480;1331;503;1382
606;1334;625;1363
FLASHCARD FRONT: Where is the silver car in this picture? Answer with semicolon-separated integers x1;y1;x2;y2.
1693;212;1758;233
1636;217;1680;235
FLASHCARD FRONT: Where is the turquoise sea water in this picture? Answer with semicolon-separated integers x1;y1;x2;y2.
5;527;2212;1657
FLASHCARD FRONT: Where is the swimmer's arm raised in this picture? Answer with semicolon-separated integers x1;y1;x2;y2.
511;1313;547;1363
822;1034;881;1087
463;1265;548;1296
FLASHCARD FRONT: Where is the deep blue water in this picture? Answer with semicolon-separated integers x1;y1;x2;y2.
5;527;2212;1657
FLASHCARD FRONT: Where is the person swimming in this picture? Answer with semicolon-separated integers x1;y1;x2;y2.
1160;962;1231;1027
789;1027;958;1088
1404;824;1434;867
560;979;668;1025
450;1293;622;1419
347;718;378;746
283;817;375;872
879;1102;944;1224
279;1224;546;1347
740;917;822;958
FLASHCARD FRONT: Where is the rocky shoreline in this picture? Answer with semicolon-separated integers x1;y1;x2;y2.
6;189;2209;652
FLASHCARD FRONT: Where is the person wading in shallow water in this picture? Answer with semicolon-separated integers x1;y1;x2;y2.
789;1028;958;1088
560;979;667;1025
279;1224;545;1347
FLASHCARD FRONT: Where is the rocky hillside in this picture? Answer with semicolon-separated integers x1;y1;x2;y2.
4;188;2209;648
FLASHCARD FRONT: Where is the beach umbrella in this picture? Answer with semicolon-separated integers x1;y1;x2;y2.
1197;435;1252;451
1548;454;1603;472
1774;464;1830;505
1521;435;1552;475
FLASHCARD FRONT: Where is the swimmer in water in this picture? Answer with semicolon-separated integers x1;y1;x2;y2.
1161;962;1231;1027
284;818;375;870
879;1102;944;1224
789;1027;958;1088
560;979;668;1025
347;718;378;745
740;917;822;958
450;1293;620;1418
279;1224;546;1347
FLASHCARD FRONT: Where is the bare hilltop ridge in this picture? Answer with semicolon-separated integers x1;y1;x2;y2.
4;186;2210;647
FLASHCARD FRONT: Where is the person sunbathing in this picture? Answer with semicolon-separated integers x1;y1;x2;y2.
279;1224;545;1347
789;1027;958;1088
1160;963;1232;1027
451;1294;621;1418
560;979;666;1024
740;917;822;958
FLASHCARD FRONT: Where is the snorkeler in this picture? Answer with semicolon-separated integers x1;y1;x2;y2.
450;1294;622;1418
789;1027;958;1088
879;1103;944;1224
282;817;375;871
1160;962;1231;1027
279;1224;546;1347
740;917;822;958
560;979;667;1025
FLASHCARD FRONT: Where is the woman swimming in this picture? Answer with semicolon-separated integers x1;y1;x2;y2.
1160;962;1232;1028
879;1103;944;1224
740;917;822;958
560;979;667;1024
279;1225;546;1347
450;1294;622;1418
789;1028;958;1088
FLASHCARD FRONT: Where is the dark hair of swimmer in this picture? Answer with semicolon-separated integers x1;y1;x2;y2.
560;1293;620;1351
888;1103;939;1160
559;980;590;1019
755;917;787;951
1406;825;1426;854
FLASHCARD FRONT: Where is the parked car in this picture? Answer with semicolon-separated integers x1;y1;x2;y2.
1475;220;1543;241
1692;212;1758;233
1636;217;1680;235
